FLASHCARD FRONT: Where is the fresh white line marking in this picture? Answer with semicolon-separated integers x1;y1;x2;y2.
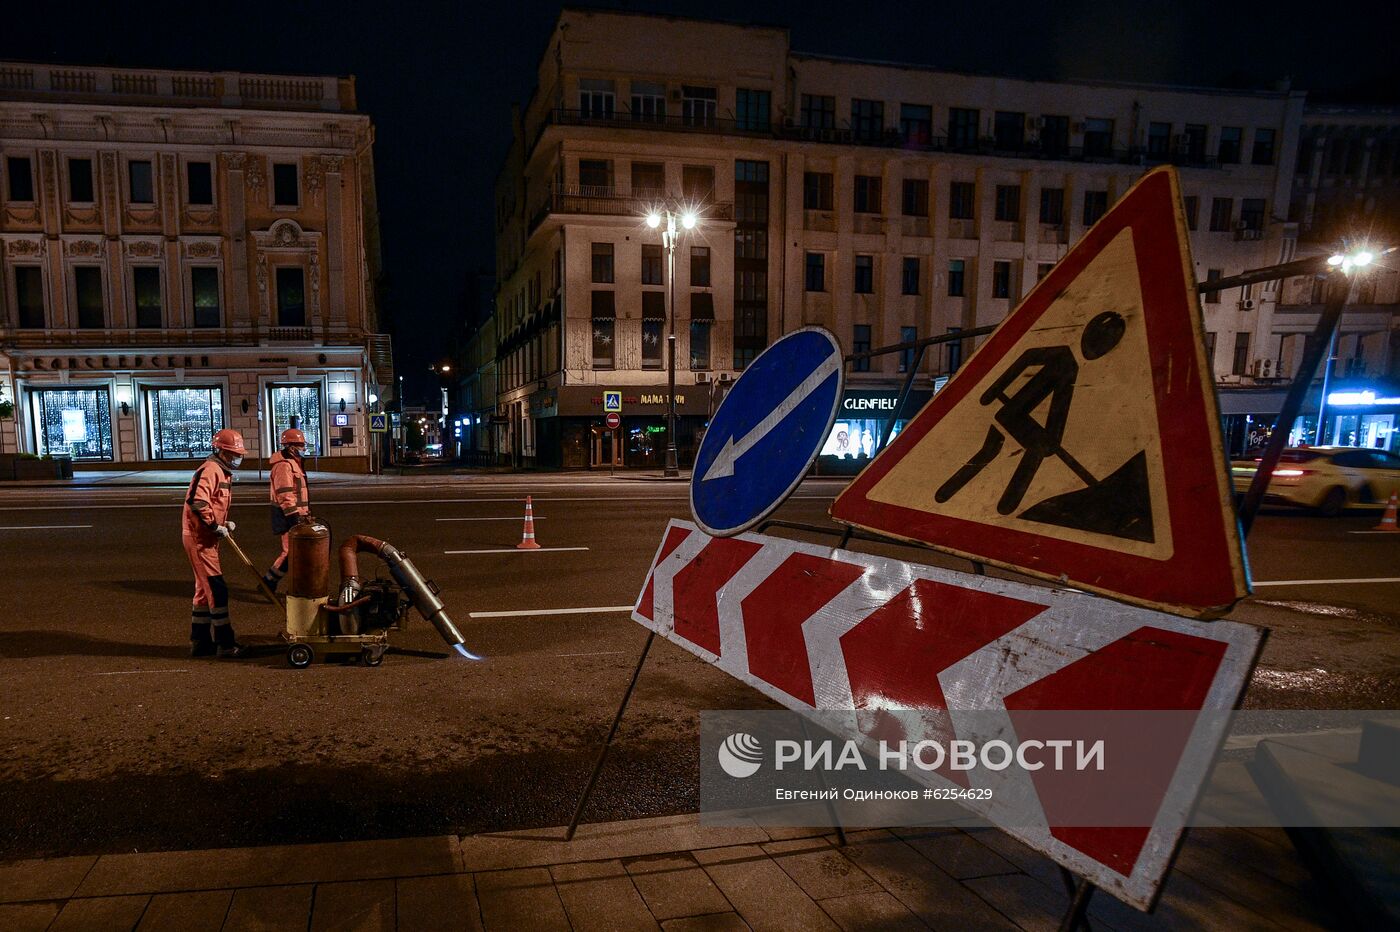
557;651;627;658
1349;530;1399;535
0;524;93;529
1253;576;1400;587
469;604;633;619
436;516;546;521
445;546;590;555
93;669;191;676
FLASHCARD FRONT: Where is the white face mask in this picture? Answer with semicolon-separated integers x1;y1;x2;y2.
230;456;244;469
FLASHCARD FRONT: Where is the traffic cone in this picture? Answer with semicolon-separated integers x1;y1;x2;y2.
517;495;542;549
1374;492;1399;532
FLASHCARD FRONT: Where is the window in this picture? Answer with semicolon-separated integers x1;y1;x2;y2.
191;267;221;327
186;161;213;205
994;111;1025;150
579;78;615;120
992;261;1012;298
736;89;770;131
1218;127;1242;164
6;156;33;201
733;159;769;369
901;257;920;295
591;242;614;283
1148;122;1172;159
1183;195;1199;231
1183;124;1207;162
900;104;932;145
591;291;615;369
1037;262;1055;280
128;160;153;203
994;184;1020;222
579;159;611;191
690;294;714;369
805;252;825;291
854;255;874;294
269;385;322;456
68;158;94;202
851;99;883;140
1296;138;1315;177
682;85;717;127
148;387;224;460
642;244;663;285
273;163;298;206
803;172;833;210
14;266;44;328
1209;197;1233;232
801;94;835;130
1240;198;1265;231
275;267;305;326
1083;190;1108;225
946;327;964;373
132;267;162;328
853;325;872;372
641;292;665;369
1039;187;1065;224
630;80;664;123
682;165;714;202
854;174;882;213
690;246;710;286
899;326;918;372
948;259;966;297
949;108;979;149
631;161;665;197
1041;115;1069;156
1204;269;1222;305
1204;331;1217;370
1083;118;1114;157
1252;128;1276;165
32;387;112;459
74;266;104;328
902;178;928;216
1232;332;1251;375
949;181;975;220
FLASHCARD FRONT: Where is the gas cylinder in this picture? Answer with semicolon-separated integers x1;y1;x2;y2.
286;520;330;636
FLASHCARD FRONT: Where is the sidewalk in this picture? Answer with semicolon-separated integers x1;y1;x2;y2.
0;806;1335;931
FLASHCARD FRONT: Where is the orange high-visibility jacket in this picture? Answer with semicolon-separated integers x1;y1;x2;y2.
268;451;309;517
182;455;232;539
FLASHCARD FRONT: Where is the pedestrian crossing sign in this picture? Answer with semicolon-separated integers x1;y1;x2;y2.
369;413;388;433
830;166;1248;618
603;391;623;413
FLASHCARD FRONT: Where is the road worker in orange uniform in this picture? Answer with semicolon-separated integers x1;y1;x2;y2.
262;427;311;592
181;428;248;658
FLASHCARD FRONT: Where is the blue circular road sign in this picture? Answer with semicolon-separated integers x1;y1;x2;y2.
691;327;844;537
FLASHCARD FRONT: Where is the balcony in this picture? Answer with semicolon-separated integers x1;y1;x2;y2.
530;184;734;232
0;61;352;111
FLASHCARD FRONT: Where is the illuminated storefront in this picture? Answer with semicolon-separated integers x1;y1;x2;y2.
30;387;113;460
817;388;934;474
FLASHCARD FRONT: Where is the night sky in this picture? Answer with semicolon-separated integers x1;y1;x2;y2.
5;0;1396;399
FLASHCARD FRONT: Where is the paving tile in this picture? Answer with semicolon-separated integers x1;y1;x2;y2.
1174;835;1331;931
550;859;658;932
310;879;396;932
838;830;1015;931
223;884;314;930
895;828;1018;880
816;891;924;931
760;838;879;900
474;867;569;931
396;874;483;931
459;814;767;872
692;845;838;932
137;889;232;931
1153;864;1309;931
75;836;460;897
625;853;732;921
49;894;151;932
0;855;97;903
0;901;62;932
660;913;752;932
964;873;1062;932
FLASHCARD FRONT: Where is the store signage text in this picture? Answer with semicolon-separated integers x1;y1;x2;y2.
843;397;899;412
28;355;212;371
591;394;686;407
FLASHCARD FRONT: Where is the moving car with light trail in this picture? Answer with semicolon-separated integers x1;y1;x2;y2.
1231;447;1400;516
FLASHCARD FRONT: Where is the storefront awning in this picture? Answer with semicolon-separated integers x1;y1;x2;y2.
590;291;615;318
642;292;666;320
690;293;715;319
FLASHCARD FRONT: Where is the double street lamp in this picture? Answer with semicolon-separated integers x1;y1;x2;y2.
645;206;698;477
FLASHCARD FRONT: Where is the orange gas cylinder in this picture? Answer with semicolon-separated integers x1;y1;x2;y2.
288;521;330;600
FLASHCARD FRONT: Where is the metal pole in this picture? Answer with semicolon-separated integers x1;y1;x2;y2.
664;213;680;477
1314;327;1339;445
878;345;927;454
1237;272;1351;537
1057;874;1096;932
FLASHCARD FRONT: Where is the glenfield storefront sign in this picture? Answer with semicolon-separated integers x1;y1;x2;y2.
820;389;934;463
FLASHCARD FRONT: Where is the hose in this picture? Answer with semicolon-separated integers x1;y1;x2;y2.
337;534;478;657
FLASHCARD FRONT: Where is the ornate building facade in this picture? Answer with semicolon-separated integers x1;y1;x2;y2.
0;62;389;471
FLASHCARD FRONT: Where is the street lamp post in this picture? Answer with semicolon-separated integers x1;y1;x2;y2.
646;207;697;477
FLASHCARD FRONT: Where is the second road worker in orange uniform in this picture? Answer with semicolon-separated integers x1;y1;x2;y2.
262;427;312;592
181;429;249;658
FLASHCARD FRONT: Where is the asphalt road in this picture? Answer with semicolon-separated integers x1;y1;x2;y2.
0;473;1397;859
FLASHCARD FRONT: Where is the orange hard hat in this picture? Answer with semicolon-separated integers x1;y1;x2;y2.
212;428;247;455
280;428;307;447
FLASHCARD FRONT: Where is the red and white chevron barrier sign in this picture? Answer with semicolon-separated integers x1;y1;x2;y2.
633;519;1262;910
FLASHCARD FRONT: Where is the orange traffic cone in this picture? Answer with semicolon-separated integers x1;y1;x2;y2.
517;495;542;549
1374;492;1399;532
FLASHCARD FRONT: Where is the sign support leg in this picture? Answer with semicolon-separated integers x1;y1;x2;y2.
566;630;655;841
1057;868;1096;931
877;345;927;454
796;716;848;846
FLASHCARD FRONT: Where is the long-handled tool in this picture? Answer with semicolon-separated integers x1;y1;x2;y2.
223;531;284;609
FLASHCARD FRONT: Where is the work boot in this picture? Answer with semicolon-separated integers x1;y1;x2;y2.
213;623;248;659
189;620;215;657
262;571;282;593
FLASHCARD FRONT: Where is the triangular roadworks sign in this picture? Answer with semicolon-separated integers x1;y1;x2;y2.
830;166;1249;617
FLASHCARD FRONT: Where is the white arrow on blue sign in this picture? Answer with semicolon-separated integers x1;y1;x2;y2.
691;327;844;537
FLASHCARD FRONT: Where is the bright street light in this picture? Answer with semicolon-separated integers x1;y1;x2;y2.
639;205;703;477
1328;246;1382;273
645;212;661;229
681;211;697;230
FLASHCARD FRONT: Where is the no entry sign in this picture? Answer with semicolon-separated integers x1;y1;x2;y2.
605;412;621;430
633;519;1262;910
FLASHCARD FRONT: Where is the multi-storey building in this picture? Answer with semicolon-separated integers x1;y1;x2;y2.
492;8;1308;469
0;62;388;472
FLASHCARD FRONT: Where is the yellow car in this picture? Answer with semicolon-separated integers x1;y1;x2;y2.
1231;446;1400;516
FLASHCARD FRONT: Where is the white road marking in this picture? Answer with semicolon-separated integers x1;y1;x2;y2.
0;493;836;512
1348;530;1400;535
92;669;191;676
556;650;627;658
0;524;93;530
469;604;633;619
1253;576;1400;587
436;516;546;521
445;546;590;555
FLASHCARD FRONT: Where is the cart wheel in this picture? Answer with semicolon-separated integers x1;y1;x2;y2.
287;644;314;668
362;647;384;667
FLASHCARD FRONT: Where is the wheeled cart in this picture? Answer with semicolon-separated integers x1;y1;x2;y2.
284;631;390;668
